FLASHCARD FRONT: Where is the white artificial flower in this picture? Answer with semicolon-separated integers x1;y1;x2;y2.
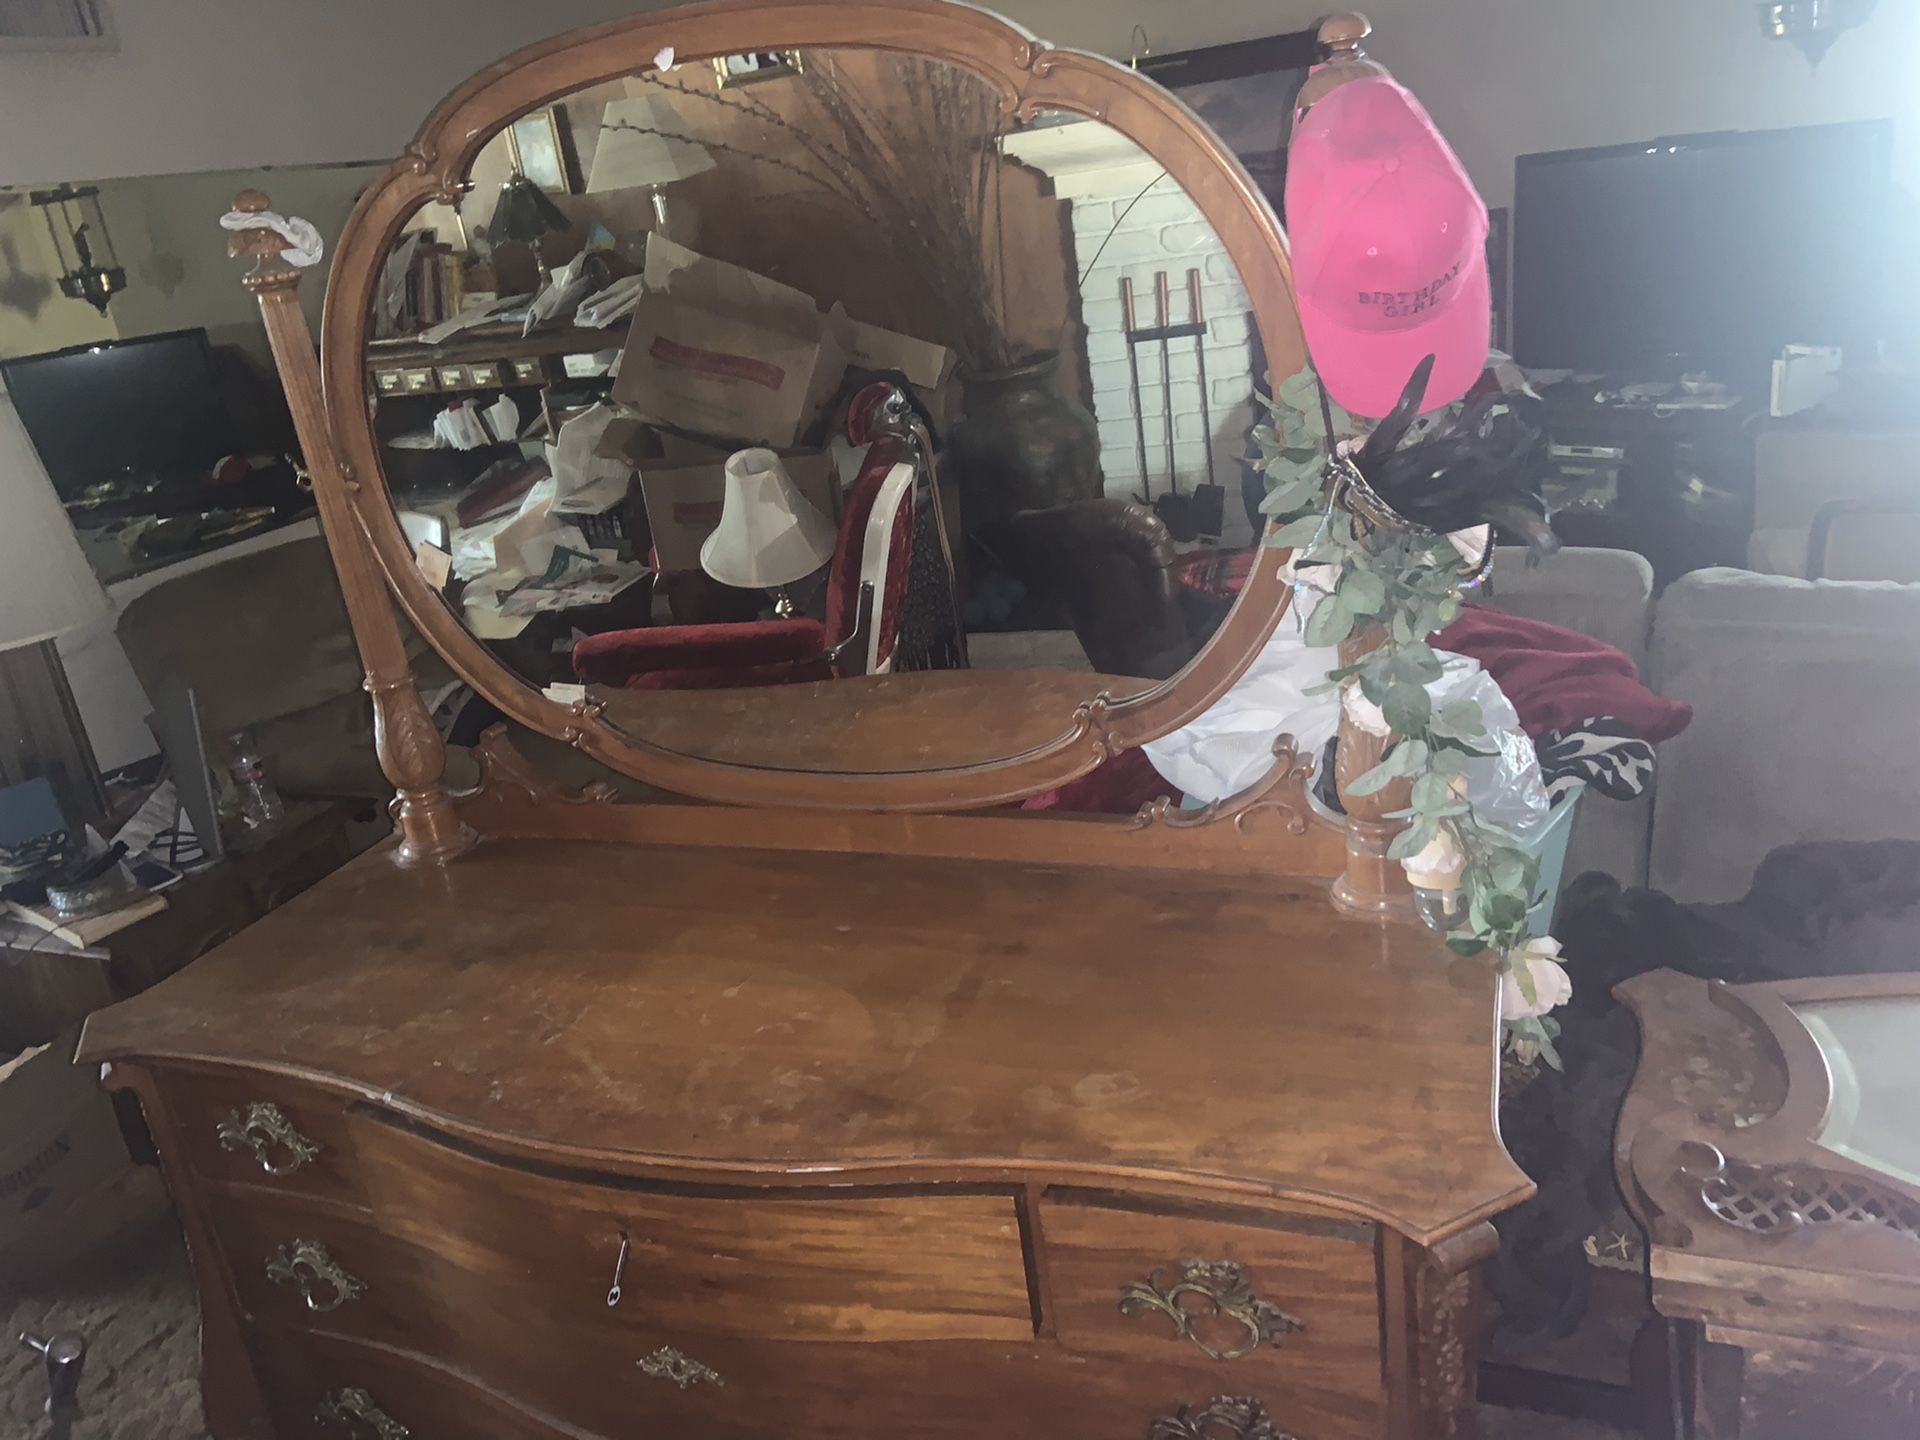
1401;828;1465;887
1341;683;1392;738
654;45;678;70
1279;552;1337;594
1499;936;1572;1020
1448;524;1491;568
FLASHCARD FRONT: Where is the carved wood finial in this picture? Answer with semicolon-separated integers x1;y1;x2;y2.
1317;12;1372;57
1297;11;1392;114
227;188;301;292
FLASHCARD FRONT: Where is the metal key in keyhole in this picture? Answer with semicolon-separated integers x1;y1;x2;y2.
606;1231;630;1307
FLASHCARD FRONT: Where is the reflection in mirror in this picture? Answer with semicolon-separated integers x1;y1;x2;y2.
363;50;1268;772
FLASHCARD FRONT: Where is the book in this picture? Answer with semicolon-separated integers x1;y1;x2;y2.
5;892;167;949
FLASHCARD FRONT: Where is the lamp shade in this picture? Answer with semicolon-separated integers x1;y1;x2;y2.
0;380;110;650
587;97;719;194
700;449;836;590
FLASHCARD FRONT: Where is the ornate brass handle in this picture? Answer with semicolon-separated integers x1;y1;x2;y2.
1149;1396;1297;1440
266;1239;365;1313
1119;1259;1305;1361
217;1102;319;1176
316;1387;408;1439
637;1344;724;1390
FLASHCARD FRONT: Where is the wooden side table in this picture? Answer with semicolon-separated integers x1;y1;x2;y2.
0;800;361;1052
1616;970;1920;1439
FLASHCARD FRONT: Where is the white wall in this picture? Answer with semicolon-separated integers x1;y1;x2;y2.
6;1;1909;207
998;0;1920;207
0;0;655;189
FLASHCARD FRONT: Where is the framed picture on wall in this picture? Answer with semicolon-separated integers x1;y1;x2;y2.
507;109;579;195
1137;29;1318;215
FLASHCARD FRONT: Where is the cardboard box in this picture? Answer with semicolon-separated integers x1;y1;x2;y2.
848;318;960;428
0;1033;167;1284
612;236;852;450
638;450;840;574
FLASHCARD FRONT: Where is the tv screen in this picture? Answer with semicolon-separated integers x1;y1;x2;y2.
1512;121;1892;384
1;329;234;502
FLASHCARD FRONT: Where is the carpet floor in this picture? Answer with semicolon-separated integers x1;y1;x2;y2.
3;1227;1635;1440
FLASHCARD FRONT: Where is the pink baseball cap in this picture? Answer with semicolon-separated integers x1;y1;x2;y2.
1286;76;1491;419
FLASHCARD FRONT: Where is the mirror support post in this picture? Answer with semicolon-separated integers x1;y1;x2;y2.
226;190;476;866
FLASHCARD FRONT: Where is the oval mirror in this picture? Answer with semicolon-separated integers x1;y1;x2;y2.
322;6;1310;804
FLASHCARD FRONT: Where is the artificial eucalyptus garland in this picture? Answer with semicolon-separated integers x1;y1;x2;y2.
1255;365;1569;1066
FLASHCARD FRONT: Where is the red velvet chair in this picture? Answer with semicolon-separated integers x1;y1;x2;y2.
573;417;918;691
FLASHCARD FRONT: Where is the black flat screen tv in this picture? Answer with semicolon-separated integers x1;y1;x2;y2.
1;328;233;502
1512;120;1893;384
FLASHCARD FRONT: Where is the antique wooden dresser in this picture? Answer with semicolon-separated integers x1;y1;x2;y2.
79;5;1532;1437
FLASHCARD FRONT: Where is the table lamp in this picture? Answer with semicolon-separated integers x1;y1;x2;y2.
0;379;111;823
486;174;571;285
586;96;717;244
700;449;837;617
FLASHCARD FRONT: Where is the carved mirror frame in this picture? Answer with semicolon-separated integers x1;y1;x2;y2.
303;0;1319;814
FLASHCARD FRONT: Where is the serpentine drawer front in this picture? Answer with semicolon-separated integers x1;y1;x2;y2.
347;1116;1036;1345
247;1323;580;1440
1041;1195;1390;1439
165;1069;365;1206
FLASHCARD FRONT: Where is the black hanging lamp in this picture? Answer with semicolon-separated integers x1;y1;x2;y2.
1759;0;1877;68
29;184;127;315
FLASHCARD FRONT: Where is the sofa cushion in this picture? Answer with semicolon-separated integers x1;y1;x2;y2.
1479;547;1659;889
1648;568;1920;903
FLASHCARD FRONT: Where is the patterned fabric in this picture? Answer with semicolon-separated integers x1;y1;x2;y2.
1534;717;1654;805
1174;548;1257;599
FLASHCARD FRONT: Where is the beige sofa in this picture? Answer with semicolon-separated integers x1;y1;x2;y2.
1486;547;1920;903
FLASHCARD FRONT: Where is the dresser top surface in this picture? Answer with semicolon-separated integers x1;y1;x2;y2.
80;837;1529;1243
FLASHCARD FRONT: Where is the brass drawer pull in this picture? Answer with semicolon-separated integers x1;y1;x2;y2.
217;1102;320;1176
637;1344;724;1390
1119;1260;1304;1361
1150;1395;1297;1440
316;1387;408;1439
266;1239;366;1313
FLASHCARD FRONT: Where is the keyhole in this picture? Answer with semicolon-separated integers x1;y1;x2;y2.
607;1231;630;1308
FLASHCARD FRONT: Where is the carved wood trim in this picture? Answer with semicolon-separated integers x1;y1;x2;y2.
310;0;1321;812
1411;1258;1478;1440
229;191;474;866
455;728;1348;880
1128;735;1315;837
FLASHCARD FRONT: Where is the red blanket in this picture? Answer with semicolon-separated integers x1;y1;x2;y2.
1437;605;1692;743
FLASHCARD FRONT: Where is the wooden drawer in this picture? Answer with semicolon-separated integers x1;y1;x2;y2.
247;1322;577;1440
246;1309;1337;1440
1039;1194;1389;1439
350;1117;1035;1345
158;1068;365;1206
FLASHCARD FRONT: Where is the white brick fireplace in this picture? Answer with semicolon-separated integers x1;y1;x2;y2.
1005;120;1261;549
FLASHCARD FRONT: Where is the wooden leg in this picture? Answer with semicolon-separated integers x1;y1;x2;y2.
1412;1255;1481;1439
102;1064;272;1440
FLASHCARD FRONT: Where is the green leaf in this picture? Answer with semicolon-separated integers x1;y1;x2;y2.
1344;760;1399;797
1410;772;1453;814
1304;594;1356;647
1338;567;1386;615
1387;738;1429;777
1484;890;1529;933
1381;681;1431;737
1392;642;1446;685
1387;817;1438;860
1270;513;1326;549
1259;475;1322;514
1437;698;1485;734
1446;935;1488;957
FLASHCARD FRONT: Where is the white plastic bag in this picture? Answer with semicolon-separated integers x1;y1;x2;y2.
1142;581;1342;801
1142;586;1552;841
